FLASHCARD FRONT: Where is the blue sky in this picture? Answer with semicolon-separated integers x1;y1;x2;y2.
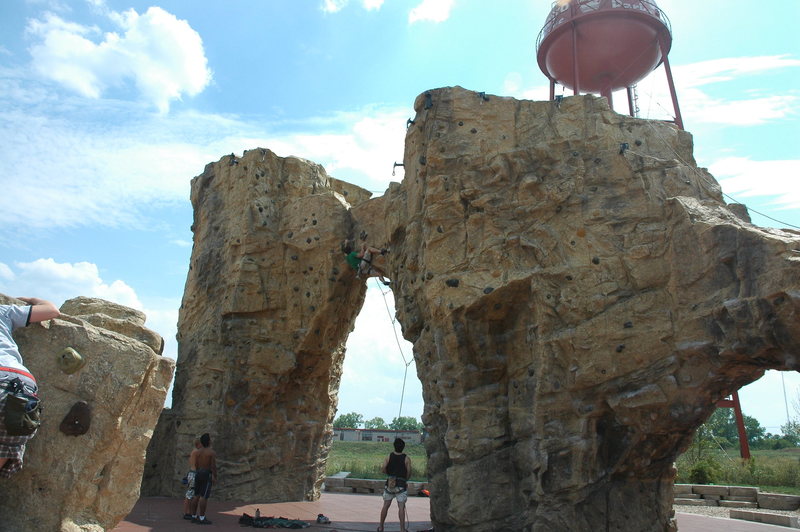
0;0;798;434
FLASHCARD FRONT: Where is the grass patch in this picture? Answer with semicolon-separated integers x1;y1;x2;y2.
676;447;800;494
325;440;427;482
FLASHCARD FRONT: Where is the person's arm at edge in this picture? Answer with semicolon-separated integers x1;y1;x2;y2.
381;455;390;475
405;456;412;479
16;297;60;323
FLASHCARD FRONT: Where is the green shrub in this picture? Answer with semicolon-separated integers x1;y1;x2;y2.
689;459;720;484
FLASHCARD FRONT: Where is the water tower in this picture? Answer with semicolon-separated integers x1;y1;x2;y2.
536;0;683;129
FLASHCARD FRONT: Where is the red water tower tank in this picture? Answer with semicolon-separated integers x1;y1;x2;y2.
536;0;683;128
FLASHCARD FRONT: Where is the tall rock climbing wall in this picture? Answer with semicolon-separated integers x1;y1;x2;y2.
0;294;173;532
146;87;800;531
142;150;372;501
364;87;800;531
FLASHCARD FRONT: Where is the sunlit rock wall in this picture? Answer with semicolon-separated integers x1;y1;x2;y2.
367;87;800;531
146;88;800;532
143;150;371;501
0;295;173;532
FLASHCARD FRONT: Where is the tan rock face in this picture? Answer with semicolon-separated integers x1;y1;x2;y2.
0;295;173;532
147;89;800;531
142;149;370;501
377;88;800;531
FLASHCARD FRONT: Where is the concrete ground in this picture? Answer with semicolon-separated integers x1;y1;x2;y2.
113;493;798;531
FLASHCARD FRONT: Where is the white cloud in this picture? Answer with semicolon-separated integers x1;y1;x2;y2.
0;86;407;231
322;0;384;13
502;72;550;101
676;56;800;89
0;258;178;359
633;55;800;126
0;263;14;281
2;258;142;309
26;6;211;112
363;0;384;10
710;157;800;211
409;0;455;24
338;282;423;421
322;0;349;13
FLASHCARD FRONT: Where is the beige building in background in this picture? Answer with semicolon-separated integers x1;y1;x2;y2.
333;428;423;444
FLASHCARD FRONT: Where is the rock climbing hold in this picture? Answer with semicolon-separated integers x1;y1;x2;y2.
483;287;494;294
624;321;633;328
445;279;460;287
616;344;625;353
59;401;92;436
58;347;86;375
592;257;600;265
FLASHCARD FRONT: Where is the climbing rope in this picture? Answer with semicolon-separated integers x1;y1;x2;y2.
636;117;800;231
372;277;414;421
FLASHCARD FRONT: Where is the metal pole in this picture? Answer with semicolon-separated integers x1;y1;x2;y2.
571;21;580;96
550;79;556;101
626;86;635;117
659;34;684;129
732;391;751;460
570;3;580;96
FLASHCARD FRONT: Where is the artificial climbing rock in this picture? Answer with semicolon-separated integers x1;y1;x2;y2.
146;88;800;532
142;149;370;501
60;400;92;436
0;294;174;532
58;347;86;374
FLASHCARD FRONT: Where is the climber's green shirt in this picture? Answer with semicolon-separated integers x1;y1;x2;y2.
345;251;360;270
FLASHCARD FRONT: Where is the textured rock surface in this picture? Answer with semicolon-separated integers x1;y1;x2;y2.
371;87;800;531
146;88;800;531
142;150;370;501
0;294;173;532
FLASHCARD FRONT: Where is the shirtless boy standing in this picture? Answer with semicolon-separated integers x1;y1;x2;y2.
189;433;217;525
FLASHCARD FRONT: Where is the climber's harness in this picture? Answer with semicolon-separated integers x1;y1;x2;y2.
0;369;41;436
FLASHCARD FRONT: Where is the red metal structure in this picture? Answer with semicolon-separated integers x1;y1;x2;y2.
717;391;751;460
536;0;683;129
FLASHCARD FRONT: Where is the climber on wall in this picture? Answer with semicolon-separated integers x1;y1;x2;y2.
0;297;60;478
341;239;391;286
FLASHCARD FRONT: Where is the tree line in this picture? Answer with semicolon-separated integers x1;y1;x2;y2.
333;412;424;431
692;407;800;453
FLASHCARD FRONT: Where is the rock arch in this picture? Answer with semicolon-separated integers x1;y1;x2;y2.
144;87;800;531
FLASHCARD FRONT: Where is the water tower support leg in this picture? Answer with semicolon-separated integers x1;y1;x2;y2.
659;37;684;129
571;22;580;96
626;87;635;117
601;87;614;110
550;80;555;101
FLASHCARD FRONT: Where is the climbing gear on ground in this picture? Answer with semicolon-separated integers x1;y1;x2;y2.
3;378;41;436
58;346;86;374
239;512;310;528
316;513;331;524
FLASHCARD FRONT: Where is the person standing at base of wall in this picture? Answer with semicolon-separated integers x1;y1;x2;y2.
378;437;411;532
182;435;202;520
190;433;217;525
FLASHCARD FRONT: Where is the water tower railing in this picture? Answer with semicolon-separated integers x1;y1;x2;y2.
536;0;672;53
